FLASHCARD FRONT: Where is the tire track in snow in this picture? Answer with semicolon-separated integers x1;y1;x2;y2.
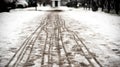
5;11;103;67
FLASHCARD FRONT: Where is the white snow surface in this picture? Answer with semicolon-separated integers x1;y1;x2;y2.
0;9;45;67
60;7;120;67
0;7;120;67
61;8;120;42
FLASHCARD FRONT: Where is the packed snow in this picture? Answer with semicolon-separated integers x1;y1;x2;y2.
0;7;120;67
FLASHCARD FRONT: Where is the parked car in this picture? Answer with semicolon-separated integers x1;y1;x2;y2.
66;1;78;8
16;1;28;8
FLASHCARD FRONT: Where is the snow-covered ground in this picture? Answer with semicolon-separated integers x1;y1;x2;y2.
60;8;120;67
0;7;120;67
0;9;45;67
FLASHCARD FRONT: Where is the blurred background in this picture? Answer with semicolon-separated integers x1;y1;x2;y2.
0;0;120;14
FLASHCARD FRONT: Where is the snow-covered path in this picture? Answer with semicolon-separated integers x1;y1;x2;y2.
0;7;120;67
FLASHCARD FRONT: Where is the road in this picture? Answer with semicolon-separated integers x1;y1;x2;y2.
0;7;120;67
3;11;103;67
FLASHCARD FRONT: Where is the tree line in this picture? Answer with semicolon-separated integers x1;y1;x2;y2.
0;0;120;14
67;0;120;14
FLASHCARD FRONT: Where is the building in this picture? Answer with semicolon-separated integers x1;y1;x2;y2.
51;0;61;7
51;0;72;7
36;0;70;7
